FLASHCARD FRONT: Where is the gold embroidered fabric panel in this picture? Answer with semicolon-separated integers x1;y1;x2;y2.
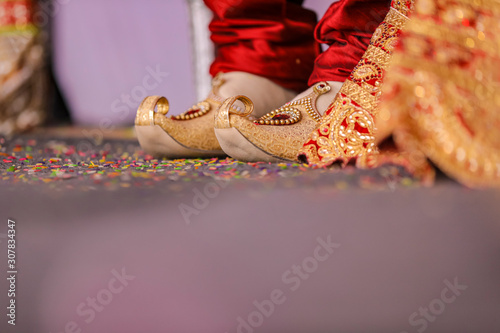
299;0;414;167
380;0;500;188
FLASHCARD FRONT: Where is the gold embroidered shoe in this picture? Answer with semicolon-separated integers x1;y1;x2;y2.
135;73;229;158
135;72;296;158
214;82;332;162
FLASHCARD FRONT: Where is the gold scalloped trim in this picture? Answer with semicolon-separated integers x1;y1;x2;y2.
299;0;414;167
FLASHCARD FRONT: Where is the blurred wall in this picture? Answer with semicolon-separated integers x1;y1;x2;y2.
52;0;333;126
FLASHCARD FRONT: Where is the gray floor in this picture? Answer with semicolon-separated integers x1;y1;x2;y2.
1;178;500;333
1;135;500;332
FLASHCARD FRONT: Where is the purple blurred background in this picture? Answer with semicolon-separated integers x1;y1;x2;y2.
51;0;333;125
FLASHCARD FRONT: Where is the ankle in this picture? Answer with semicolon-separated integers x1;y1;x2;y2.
293;81;343;115
216;72;296;117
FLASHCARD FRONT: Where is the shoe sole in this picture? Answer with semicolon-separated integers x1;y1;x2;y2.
135;125;226;159
215;127;293;163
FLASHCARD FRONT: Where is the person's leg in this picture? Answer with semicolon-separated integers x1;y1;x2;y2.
135;0;317;158
293;0;391;113
299;0;414;167
214;0;392;162
308;0;391;85
205;0;319;93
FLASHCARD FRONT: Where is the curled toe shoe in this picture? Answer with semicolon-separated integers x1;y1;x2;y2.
214;82;332;162
135;73;235;158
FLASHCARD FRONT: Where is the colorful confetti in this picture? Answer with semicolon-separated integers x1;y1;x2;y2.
0;135;422;192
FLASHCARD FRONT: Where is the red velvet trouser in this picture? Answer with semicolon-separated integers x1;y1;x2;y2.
204;0;390;93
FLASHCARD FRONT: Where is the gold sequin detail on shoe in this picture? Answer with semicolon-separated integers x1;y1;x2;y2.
254;82;330;126
172;101;211;120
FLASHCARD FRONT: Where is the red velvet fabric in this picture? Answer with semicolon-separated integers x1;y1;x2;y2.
0;0;34;27
204;0;319;93
308;0;390;85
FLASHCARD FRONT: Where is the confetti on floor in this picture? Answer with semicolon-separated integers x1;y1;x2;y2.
0;135;423;192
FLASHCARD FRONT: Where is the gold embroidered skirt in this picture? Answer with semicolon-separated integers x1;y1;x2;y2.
300;0;500;188
380;0;500;188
